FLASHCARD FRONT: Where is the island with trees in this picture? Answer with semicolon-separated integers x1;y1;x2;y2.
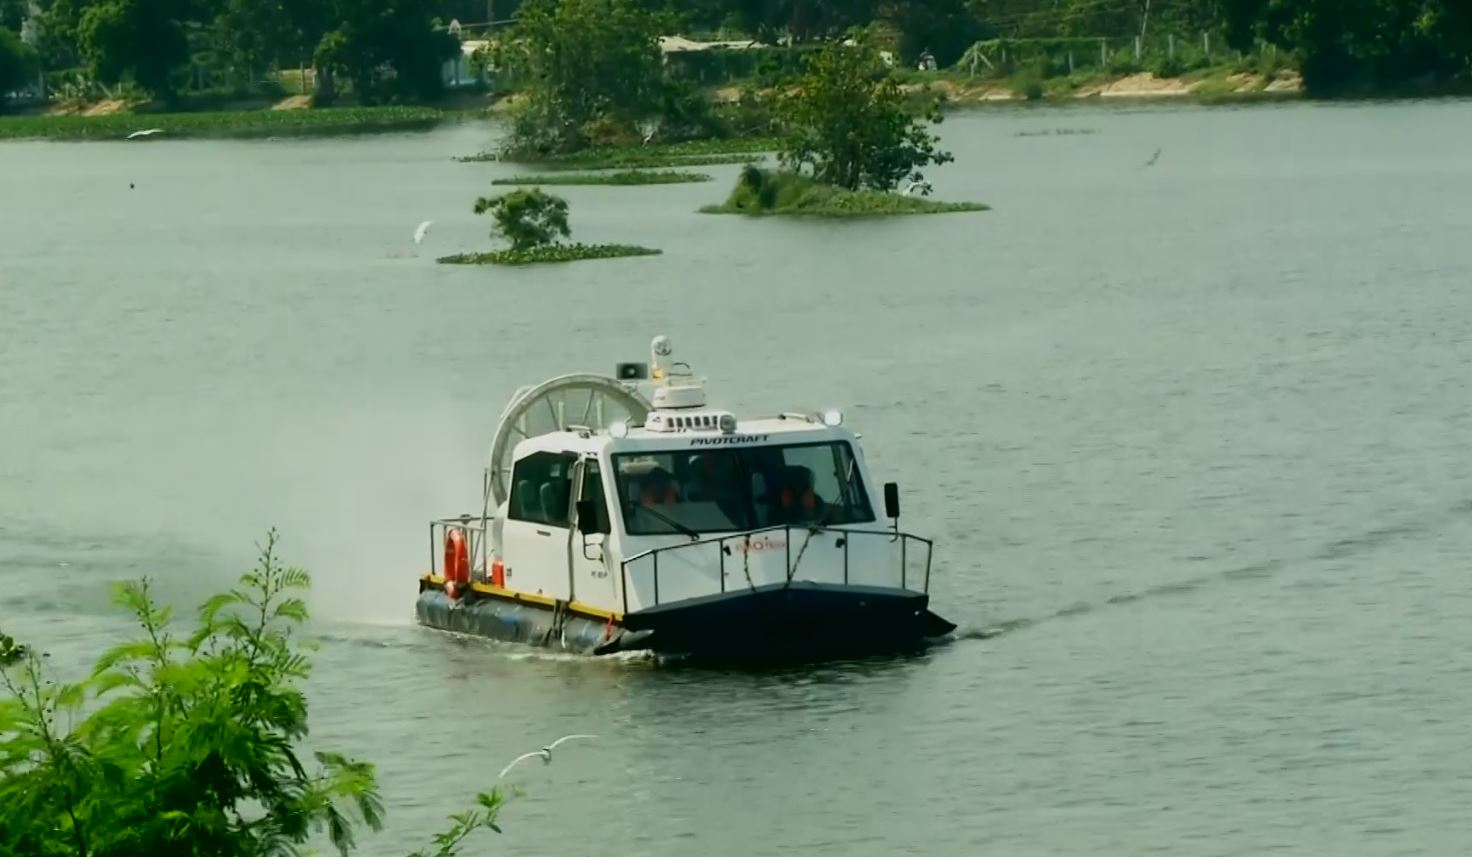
437;188;662;265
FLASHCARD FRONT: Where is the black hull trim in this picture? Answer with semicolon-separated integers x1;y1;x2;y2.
613;582;956;662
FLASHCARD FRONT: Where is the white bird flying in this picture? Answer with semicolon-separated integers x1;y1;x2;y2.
127;128;165;140
414;220;433;245
497;734;599;779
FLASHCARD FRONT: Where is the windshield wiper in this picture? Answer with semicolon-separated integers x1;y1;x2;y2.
629;500;701;541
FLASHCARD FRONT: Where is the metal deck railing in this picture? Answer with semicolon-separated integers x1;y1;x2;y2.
428;516;490;581
618;524;933;613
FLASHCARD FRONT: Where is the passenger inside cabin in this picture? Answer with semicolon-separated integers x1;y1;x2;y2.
684;453;744;524
639;467;680;506
777;465;826;524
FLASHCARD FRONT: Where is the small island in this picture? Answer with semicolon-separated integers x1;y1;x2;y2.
437;188;660;267
702;40;987;218
703;167;987;217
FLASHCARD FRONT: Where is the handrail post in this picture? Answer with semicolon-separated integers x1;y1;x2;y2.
901;536;908;590
924;542;932;593
843;532;849;584
719;536;726;593
785;526;792;582
653;552;660;605
429;523;436;576
621;561;629;615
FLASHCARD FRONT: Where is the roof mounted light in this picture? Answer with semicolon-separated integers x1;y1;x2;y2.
608;418;629;438
818;408;843;427
719;413;737;434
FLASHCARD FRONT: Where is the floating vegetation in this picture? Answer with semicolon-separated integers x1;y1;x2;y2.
1014;127;1101;137
437;243;662;266
0;106;451;141
461;137;778;170
701;168;988;218
490;170;713;186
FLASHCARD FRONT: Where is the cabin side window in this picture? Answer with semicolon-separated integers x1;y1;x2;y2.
577;459;610;534
508;451;576;527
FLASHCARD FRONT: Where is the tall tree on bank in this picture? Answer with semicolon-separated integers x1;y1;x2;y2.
499;0;671;154
0;26;39;112
778;37;951;191
1220;0;1472;92
78;0;189;99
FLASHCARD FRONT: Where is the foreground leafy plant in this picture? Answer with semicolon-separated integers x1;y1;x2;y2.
0;530;504;857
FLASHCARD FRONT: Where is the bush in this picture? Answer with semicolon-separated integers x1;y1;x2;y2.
1149;52;1188;78
0;531;505;857
1108;47;1143;75
474;188;571;251
1020;73;1045;100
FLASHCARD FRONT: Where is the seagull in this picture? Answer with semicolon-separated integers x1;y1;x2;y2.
497;734;598;779
413;220;433;245
900;178;933;196
1142;147;1162;168
127;128;165;140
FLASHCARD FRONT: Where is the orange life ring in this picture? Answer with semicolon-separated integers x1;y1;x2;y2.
444;528;470;585
444;579;462;600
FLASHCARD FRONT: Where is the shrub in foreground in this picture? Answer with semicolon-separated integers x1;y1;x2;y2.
0;530;503;857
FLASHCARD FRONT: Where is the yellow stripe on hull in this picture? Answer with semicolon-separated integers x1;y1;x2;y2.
421;573;622;622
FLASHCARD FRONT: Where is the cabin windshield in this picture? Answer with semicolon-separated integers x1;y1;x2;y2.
612;441;874;536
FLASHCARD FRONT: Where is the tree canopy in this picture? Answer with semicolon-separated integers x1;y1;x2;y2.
778;39;951;191
0;25;38;109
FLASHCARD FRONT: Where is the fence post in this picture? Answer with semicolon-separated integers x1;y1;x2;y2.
1203;32;1210;58
1134;36;1141;60
1100;39;1107;66
1168;34;1175;59
1068;50;1074;74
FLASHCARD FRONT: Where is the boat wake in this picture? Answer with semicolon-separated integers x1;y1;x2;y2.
950;498;1472;645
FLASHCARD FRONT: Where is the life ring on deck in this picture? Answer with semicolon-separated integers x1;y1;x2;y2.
444;579;463;600
443;528;470;589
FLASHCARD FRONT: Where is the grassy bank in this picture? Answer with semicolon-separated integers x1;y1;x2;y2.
462;137;777;170
490;170;712;186
438;243;662;266
0;105;456;141
702;168;987;218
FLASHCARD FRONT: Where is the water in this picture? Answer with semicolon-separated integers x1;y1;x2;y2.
5;99;1472;855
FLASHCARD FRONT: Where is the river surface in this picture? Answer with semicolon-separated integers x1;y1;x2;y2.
5;99;1472;855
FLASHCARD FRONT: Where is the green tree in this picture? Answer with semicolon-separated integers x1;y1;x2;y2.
474;189;571;251
499;0;671;154
312;0;458;104
0;531;504;857
0;26;39;111
78;0;188;98
778;38;952;191
1220;0;1472;92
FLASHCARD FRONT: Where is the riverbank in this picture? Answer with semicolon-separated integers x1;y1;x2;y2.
0;104;475;141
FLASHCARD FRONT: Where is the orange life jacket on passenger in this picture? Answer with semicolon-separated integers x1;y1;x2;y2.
779;487;818;518
641;482;679;505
